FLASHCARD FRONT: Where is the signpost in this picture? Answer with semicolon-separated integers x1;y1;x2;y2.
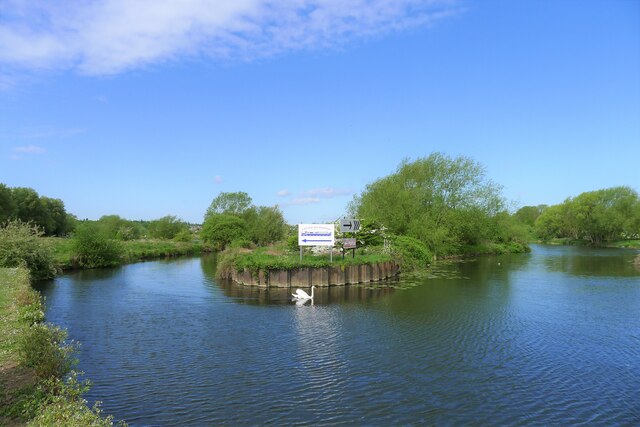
298;224;335;246
339;238;356;249
340;219;361;233
298;224;335;262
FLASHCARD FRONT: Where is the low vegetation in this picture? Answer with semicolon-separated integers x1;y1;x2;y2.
0;220;57;280
216;246;392;279
0;268;123;426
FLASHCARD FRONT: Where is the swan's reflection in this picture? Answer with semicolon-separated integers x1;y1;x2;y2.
214;278;397;306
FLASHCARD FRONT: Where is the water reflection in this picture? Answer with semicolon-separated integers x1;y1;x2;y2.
214;277;397;306
537;245;640;277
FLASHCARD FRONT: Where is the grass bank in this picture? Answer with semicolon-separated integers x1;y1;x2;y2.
0;268;123;426
49;238;212;271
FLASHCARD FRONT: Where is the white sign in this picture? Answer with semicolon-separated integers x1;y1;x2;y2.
298;224;335;246
340;218;361;233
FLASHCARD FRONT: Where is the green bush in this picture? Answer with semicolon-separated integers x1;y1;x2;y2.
172;229;193;242
391;235;432;271
17;323;77;380
201;214;247;250
71;224;123;268
0;220;56;280
28;373;126;427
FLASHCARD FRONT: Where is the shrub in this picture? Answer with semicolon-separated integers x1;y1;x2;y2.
71;224;123;268
17;323;77;380
0;220;56;280
201;214;247;250
28;373;126;427
172;229;193;242
391;235;432;271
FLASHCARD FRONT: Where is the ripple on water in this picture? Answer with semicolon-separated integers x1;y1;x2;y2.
35;251;640;426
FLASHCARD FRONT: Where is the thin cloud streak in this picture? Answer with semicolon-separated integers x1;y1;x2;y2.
0;1;461;77
277;189;291;197
290;197;321;205
305;187;352;198
13;145;46;154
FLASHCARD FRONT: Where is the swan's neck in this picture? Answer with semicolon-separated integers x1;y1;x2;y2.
311;287;314;298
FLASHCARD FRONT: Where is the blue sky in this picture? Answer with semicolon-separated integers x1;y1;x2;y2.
1;0;639;224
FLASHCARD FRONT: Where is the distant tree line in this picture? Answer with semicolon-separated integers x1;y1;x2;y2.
201;192;287;249
0;184;74;236
515;186;640;244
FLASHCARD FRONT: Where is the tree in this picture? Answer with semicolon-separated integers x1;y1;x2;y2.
353;153;509;254
200;214;247;250
71;223;123;268
0;183;16;223
535;186;640;244
40;197;70;236
246;206;287;246
97;215;143;240
204;192;252;219
11;187;46;226
514;205;547;227
147;215;188;240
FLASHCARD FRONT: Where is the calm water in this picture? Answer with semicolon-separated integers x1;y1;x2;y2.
36;245;640;425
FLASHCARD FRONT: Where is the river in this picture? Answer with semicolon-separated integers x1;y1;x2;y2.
36;245;640;425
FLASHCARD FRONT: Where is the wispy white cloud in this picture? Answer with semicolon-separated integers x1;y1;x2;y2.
0;0;461;78
13;145;46;154
305;187;352;198
291;197;321;205
277;189;291;197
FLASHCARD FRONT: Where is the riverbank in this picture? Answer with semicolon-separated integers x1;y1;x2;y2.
0;268;122;426
217;249;395;286
48;237;213;271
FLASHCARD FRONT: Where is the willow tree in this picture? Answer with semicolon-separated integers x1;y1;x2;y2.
352;153;508;254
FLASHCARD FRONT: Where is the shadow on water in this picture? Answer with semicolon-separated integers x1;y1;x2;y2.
537;244;640;277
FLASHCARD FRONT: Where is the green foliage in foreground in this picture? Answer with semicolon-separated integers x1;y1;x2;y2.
0;220;57;280
0;268;123;426
216;249;392;278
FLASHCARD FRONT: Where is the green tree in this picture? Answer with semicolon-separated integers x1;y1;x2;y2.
535;186;640;244
11;187;47;226
200;214;247;250
514;205;547;227
147;215;188;240
205;192;252;219
0;183;16;223
353;153;509;255
40;197;70;236
246;206;287;246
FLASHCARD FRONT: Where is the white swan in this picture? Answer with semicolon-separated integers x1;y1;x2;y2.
292;286;315;300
